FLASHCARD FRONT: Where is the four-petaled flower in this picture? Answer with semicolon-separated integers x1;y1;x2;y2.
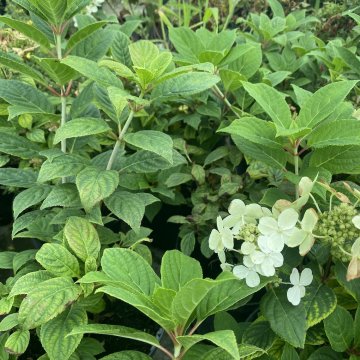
209;216;234;253
287;208;318;255
258;208;299;252
233;256;260;287
287;268;313;306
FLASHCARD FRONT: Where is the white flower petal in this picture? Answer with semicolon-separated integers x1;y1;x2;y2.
258;217;278;235
269;252;284;267
246;270;260;287
233;265;249;279
246;204;263;218
243;255;255;268
300;285;306;298
286;228;307;248
257;235;272;253
353;215;360;230
209;230;222;252
228;199;246;215
223;214;241;229
260;258;275;276
266;234;285;253
278;208;299;230
351;238;360;257
290;268;300;285
241;242;256;255
300;268;313;286
302;208;318;232
299;235;315;256
222;228;234;250
218;250;226;264
251;251;266;265
216;216;223;231
287;285;301;306
298;177;314;197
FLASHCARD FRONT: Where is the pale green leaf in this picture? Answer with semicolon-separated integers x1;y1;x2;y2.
101;248;160;296
33;0;67;25
129;40;159;69
64;217;101;262
4;329;30;355
124;130;173;163
18;277;81;329
0;251;16;269
177;331;239;359
76;167;119;211
161;250;202;291
0;314;19;332
53;118;111;144
243;82;292;130
297;81;358;129
36;244;80;277
40;306;87;360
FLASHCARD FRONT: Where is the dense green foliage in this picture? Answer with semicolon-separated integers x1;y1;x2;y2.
0;0;359;359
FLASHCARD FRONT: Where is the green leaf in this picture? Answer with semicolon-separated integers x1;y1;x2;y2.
243;320;277;351
0;251;16;269
354;307;360;349
129;40;159;69
33;0;67;25
0;80;53;119
101;248;160;296
0;314;19;332
38;154;89;183
124;130;173;163
219;117;280;148
261;288;307;348
40;306;87;360
196;273;271;321
111;31;131;66
0;51;45;84
165;173;193;187
4;329;30;355
324;306;354;352
335;261;360;302
34;58;78;86
309;145;360;174
99;59;135;79
177;331;239;359
104;191;157;231
9;270;54;297
64;217;101;262
0;132;40;159
35;244;80;277
13;185;51;219
100;352;151;360
161;250;202;291
307;120;360;148
0;168;38;188
232;136;287;170
41;184;81;209
281;343;299;360
76;167;119;211
66;21;109;53
62;56;123;88
297;81;358;129
307;347;343;360
63;0;92;21
0;16;51;48
68;324;161;350
243;82;292;130
18;277;81;329
53;118;111;144
152;72;220;99
303;284;337;327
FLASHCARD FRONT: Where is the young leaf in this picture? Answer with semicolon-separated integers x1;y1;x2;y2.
324;306;354;352
101;248;160;296
33;0;67;26
4;329;30;355
297;81;358;129
76;167;119;211
68;324;161;350
13;185;51;219
242;82;292;130
0;16;51;49
18;277;81;329
124;130;173;163
40;306;87;360
161;250;203;291
53;118;111;144
261;288;307;348
64;217;101;262
35;244;80;277
307;120;360;148
129;40;159;69
177;331;239;359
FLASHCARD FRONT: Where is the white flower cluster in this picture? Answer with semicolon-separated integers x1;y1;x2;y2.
209;195;316;306
86;0;105;15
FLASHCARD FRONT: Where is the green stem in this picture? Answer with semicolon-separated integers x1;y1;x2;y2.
294;144;299;199
106;91;144;171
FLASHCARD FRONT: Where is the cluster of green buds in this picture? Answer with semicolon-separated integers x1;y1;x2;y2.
316;203;359;262
237;223;259;243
